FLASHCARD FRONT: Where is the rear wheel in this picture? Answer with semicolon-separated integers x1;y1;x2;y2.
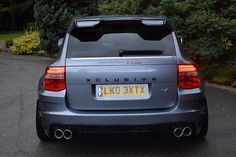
36;103;52;141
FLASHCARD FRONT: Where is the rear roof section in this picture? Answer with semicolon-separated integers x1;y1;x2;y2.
66;15;176;58
66;15;174;33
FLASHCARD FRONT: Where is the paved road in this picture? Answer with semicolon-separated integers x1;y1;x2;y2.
0;51;236;157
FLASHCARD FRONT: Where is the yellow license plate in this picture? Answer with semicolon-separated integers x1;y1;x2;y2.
96;84;148;100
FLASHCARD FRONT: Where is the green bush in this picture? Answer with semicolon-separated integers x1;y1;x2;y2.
201;64;221;80
10;31;40;55
212;76;231;85
201;63;236;86
5;39;13;48
225;67;236;81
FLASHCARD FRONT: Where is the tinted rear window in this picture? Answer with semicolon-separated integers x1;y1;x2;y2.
67;21;176;58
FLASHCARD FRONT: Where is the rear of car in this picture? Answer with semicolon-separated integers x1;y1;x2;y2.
36;16;208;141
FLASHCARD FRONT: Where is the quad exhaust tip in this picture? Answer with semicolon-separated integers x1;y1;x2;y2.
64;129;73;140
54;129;64;139
183;127;192;137
54;128;73;140
173;127;183;138
173;126;192;137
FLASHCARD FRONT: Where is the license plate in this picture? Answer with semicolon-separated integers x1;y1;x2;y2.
96;84;149;100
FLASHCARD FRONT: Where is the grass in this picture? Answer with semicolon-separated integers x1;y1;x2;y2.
0;32;24;41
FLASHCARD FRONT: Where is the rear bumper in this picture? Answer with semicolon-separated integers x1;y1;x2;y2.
38;99;207;136
38;87;207;136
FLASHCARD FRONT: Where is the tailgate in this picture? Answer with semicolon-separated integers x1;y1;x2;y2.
66;57;177;111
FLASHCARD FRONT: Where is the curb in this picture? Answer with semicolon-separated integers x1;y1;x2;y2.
206;83;236;92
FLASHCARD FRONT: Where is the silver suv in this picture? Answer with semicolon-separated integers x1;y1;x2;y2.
36;16;208;141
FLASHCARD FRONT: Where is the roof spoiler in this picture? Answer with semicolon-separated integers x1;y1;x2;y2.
75;18;166;28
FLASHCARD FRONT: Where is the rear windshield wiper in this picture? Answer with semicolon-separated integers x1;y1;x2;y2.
119;49;163;57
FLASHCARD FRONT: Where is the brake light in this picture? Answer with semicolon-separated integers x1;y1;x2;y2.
43;66;66;91
177;64;200;89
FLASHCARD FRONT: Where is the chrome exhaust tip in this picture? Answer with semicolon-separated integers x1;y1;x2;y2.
173;127;183;138
54;129;64;139
183;127;192;137
63;129;73;140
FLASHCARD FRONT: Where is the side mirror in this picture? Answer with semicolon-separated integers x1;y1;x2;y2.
58;38;64;47
178;36;183;44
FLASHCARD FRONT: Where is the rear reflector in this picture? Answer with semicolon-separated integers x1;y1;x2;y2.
177;64;200;89
43;66;66;91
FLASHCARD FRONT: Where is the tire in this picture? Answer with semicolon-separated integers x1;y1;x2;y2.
36;103;52;141
196;108;208;138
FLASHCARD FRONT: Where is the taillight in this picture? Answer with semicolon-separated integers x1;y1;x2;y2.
43;66;66;91
177;64;200;89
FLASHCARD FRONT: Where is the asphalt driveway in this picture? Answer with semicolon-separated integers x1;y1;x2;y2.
0;51;236;157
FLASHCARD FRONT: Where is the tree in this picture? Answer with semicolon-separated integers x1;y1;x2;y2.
98;0;236;61
98;0;154;15
0;0;34;31
34;0;235;59
34;0;72;54
144;0;236;60
34;0;99;54
67;0;98;16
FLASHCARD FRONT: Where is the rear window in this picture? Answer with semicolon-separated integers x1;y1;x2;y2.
67;21;176;58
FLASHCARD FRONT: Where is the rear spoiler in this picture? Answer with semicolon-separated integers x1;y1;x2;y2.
74;19;166;28
66;16;171;33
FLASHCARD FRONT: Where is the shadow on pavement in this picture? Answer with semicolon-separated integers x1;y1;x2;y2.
36;133;209;156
